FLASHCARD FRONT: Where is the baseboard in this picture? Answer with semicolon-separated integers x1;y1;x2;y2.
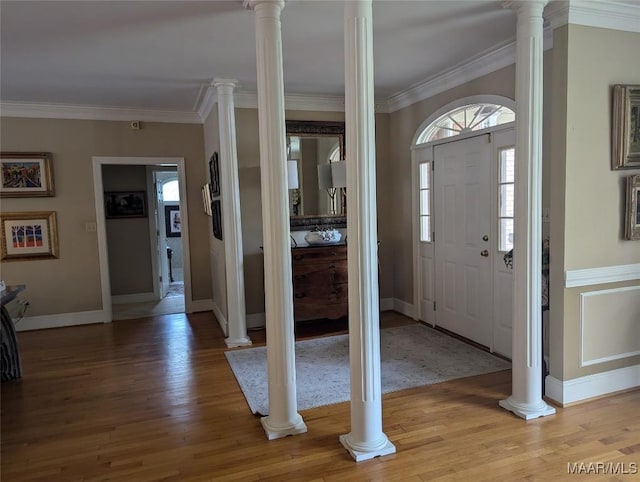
380;298;394;311
112;292;156;305
212;302;228;335
545;364;640;406
393;298;416;319
16;309;108;332
189;299;214;313
247;312;265;330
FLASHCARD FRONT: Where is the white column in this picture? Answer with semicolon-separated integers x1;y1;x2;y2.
499;0;555;420
248;0;306;440
340;0;396;462
215;79;252;348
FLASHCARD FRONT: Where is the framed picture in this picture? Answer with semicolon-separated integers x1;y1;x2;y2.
212;199;223;240
164;205;181;238
210;152;220;197
0;152;54;197
625;174;640;240
104;191;147;219
612;84;640;169
1;211;59;261
201;184;212;216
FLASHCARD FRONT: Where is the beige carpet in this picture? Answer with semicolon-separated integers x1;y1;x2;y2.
225;324;511;415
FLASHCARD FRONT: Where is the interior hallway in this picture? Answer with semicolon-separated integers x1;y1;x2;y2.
2;311;638;481
112;272;185;321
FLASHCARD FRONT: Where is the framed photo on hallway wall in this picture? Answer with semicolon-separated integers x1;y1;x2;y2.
612;84;640;169
212;199;223;240
164;205;181;238
209;152;220;197
625;174;640;240
104;191;147;219
0;152;54;198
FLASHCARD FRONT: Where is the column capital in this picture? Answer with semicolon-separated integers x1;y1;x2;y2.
503;0;547;16
213;78;238;91
245;0;285;12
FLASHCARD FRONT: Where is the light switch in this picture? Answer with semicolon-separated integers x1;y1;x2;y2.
85;222;97;232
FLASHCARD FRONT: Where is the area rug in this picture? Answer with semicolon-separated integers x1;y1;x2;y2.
225;324;511;415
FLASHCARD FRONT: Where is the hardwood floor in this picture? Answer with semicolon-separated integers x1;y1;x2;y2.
2;312;638;481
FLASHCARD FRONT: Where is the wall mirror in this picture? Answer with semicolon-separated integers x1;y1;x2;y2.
285;120;347;231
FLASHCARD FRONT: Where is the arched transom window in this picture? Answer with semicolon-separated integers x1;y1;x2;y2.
417;103;514;144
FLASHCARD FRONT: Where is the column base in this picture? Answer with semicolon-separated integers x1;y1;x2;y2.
499;397;556;420
260;415;307;440
339;434;396;462
225;336;252;348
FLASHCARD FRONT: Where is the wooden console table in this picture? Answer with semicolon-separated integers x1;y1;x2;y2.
1;284;25;382
292;244;348;321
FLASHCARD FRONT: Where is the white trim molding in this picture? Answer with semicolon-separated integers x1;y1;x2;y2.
246;312;266;330
0;101;201;124
387;40;518;113
393;299;416;319
190;299;214;313
545;0;640;33
16;310;108;332
565;263;640;288
546;364;640;405
580;285;640;367
212;301;228;334
379;298;394;311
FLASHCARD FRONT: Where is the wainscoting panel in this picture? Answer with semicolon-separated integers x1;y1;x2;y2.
580;286;640;367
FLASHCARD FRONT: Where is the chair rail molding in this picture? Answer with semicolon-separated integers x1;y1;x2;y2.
565;263;640;288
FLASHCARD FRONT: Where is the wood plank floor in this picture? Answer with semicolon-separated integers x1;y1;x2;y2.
2;311;638;481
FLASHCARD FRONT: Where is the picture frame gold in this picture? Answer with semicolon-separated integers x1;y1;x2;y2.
0;211;59;261
612;84;640;169
625;174;640;241
0;152;55;197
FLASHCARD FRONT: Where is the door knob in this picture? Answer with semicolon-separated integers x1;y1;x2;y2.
481;250;489;257
482;235;489;242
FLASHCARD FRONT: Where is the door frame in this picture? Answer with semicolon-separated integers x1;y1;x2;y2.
148;168;179;300
410;95;516;335
92;156;193;321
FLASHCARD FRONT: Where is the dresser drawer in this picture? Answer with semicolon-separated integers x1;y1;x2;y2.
292;261;347;285
292;245;347;265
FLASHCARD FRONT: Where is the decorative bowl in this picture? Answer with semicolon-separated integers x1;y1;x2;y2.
304;229;342;245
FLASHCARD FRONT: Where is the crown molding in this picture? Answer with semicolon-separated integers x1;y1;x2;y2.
0;101;202;124
386;39;516;113
545;0;640;33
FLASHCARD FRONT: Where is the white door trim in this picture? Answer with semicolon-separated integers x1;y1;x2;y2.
92;156;193;321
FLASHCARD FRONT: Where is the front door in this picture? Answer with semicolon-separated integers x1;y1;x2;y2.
434;134;492;347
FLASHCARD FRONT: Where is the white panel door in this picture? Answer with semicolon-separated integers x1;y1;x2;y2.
434;134;492;347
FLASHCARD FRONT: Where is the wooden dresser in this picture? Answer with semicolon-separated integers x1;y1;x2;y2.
291;244;348;321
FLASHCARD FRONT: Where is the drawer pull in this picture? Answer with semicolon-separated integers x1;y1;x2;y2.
295;293;305;299
294;274;306;281
293;254;304;261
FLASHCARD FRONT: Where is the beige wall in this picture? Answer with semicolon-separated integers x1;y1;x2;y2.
0;117;212;317
103;164;153;296
549;25;640;382
202;105;227;322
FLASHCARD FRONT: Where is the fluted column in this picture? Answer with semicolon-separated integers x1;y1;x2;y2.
340;0;396;461
499;0;555;420
215;79;252;348
247;0;306;440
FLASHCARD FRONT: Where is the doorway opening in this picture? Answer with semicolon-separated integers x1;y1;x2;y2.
92;157;192;323
412;96;516;358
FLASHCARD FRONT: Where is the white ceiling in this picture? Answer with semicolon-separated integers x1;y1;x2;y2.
0;1;637;118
